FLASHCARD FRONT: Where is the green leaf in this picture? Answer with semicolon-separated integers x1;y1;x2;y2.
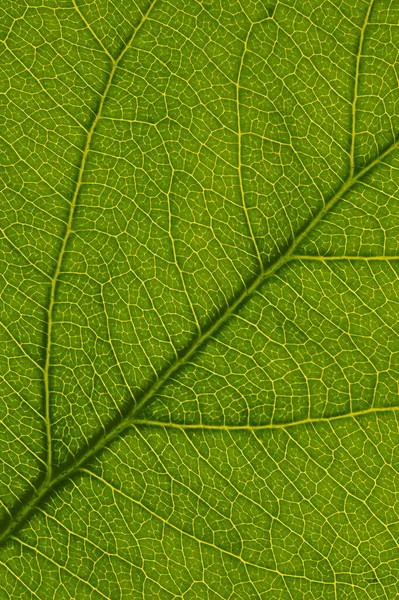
1;0;399;597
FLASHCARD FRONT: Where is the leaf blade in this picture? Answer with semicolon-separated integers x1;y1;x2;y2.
1;0;399;598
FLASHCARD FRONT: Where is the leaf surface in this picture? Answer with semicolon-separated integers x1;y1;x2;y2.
1;0;399;598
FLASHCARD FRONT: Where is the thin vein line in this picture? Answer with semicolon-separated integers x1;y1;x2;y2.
10;536;112;600
282;428;389;597
99;281;135;407
350;0;375;177
0;1;158;548
237;22;263;269
72;0;115;61
81;467;329;584
1;130;397;549
278;262;378;415
2;137;77;204
33;504;178;598
165;163;201;336
0;418;46;466
0;561;42;600
0;320;44;373
132;404;399;432
0;230;52;281
152;418;337;578
1;0;398;550
3;44;88;132
41;0;158;489
292;255;399;262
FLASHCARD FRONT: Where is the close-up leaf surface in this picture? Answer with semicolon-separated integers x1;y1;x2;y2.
1;0;399;598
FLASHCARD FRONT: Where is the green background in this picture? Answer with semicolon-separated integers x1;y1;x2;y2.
1;0;399;597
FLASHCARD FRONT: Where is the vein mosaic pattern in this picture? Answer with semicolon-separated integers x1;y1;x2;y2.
1;0;399;598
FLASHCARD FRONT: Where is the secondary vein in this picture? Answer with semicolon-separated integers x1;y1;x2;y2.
1;0;398;550
36;0;158;516
132;404;399;432
349;0;375;177
1;133;397;551
236;21;264;270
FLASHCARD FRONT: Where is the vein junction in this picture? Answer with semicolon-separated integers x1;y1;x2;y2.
1;0;398;552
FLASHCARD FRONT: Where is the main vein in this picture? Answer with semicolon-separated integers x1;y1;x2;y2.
0;0;397;548
2;132;397;549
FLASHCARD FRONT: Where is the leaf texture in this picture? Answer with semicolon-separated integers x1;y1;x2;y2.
1;0;399;598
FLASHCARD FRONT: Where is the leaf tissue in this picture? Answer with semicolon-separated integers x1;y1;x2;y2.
1;0;399;598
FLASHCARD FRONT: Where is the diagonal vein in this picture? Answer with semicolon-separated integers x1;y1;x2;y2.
1;0;398;549
349;0;375;177
72;0;114;61
8;0;158;534
1;131;397;550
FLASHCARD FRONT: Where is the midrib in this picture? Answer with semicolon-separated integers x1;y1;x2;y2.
1;0;398;548
1;133;397;548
